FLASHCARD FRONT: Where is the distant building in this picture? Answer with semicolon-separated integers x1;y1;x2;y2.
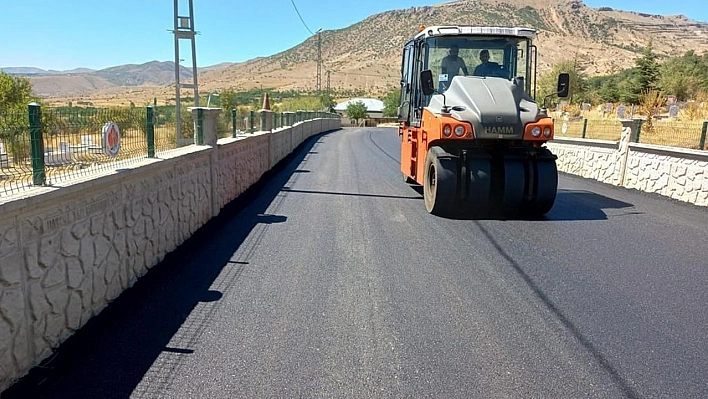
333;98;385;119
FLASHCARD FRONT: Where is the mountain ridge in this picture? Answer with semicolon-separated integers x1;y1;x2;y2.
7;0;708;105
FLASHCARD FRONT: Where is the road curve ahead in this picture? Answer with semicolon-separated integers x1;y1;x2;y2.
4;127;708;399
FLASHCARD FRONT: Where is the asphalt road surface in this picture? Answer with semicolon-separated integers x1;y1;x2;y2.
4;127;708;398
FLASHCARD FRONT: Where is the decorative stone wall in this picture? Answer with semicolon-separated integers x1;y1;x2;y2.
548;139;621;185
0;116;340;392
547;120;707;207
624;145;708;205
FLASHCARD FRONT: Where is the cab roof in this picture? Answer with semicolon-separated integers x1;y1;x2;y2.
413;26;537;40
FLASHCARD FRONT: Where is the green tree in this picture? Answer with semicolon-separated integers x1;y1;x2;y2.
585;67;640;104
320;93;335;112
219;89;240;113
280;96;322;112
635;40;660;94
659;50;708;100
381;90;400;117
0;72;35;161
346;101;368;125
0;72;33;113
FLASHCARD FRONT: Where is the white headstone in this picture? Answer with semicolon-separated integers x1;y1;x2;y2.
581;102;591;111
605;102;614;112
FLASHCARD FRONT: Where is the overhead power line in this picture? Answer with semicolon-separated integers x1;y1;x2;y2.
290;0;314;35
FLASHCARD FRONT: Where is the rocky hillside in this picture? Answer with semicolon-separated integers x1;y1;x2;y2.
197;0;708;95
17;0;708;103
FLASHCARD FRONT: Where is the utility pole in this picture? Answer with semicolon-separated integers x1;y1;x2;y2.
326;70;331;94
172;0;199;146
316;28;322;95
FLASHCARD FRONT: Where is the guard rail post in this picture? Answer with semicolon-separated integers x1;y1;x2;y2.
231;109;237;138
28;102;46;186
195;108;204;145
146;106;155;158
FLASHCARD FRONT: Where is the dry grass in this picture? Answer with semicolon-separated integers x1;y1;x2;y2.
554;103;707;148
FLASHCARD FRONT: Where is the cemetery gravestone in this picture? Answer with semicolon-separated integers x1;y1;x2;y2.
669;104;679;118
617;104;626;119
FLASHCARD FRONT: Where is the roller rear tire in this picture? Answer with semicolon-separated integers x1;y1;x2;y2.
423;147;457;216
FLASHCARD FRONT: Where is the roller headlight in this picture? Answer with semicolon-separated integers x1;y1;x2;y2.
531;127;542;137
543;127;552;138
454;125;465;137
443;124;452;137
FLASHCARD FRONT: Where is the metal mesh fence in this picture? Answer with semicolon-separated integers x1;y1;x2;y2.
585;119;624;141
1;106;338;198
153;106;192;152
553;118;624;141
0;109;33;194
553;117;708;147
216;108;253;139
0;106;187;196
640;120;706;149
41;107;148;185
553;118;584;138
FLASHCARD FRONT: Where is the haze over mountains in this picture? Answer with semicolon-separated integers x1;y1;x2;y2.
4;0;708;105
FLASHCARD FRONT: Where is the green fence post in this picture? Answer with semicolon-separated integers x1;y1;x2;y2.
146;106;155;158
581;118;588;139
28;102;45;186
699;121;707;150
634;119;643;143
231;109;237;138
249;110;255;133
196;108;204;145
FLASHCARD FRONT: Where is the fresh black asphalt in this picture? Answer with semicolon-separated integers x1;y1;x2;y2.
4;127;708;398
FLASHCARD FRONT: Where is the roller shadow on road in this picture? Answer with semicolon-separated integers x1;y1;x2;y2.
407;185;637;222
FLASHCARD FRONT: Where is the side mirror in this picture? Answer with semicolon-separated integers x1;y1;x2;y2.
421;70;435;96
557;73;570;98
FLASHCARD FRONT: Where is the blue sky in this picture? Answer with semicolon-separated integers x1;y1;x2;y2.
0;0;705;71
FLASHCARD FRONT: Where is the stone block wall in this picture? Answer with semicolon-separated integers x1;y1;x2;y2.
624;145;708;205
547;120;707;206
548;139;622;186
0;116;340;391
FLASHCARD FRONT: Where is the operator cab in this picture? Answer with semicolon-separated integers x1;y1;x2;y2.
398;26;537;126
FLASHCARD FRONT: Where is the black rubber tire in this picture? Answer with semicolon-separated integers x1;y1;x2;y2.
499;157;526;216
525;159;558;216
423;147;457;216
465;158;492;216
